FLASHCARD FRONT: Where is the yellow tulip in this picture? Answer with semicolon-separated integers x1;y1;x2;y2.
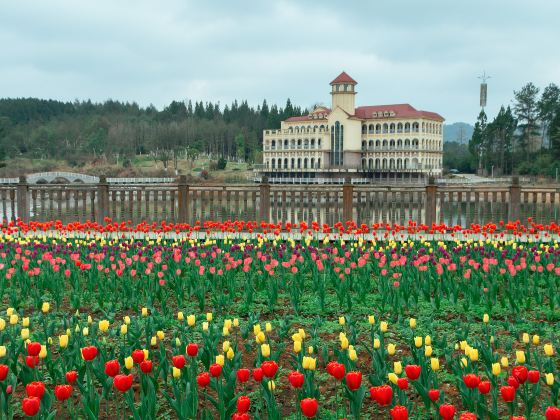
6;308;14;316
394;361;403;374
82;327;89;336
0;346;6;357
120;324;128;335
483;313;489;323
39;345;47;359
388;372;398;384
532;335;539;345
459;340;467;351
233;318;239;327
187;315;196;327
0;319;5;331
202;322;209;331
253;324;262;335
227;348;234;360
414;337;423;348
224;319;232;330
123;316;131;325
173;367;181;378
460;357;468;368
409;318;417;329
425;346;433;357
522;333;529;344
222;341;230;353
492;362;501;376
380;321;388;332
293;340;302;353
98;320;109;332
544;344;554;356
265;322;272;333
22;317;30;328
501;356;509;368
308;346;314;355
339;316;346;326
21;328;29;340
59;334;69;348
216;354;225;366
221;326;229;336
516;350;526;364
150;336;157;347
469;349;479;362
125;356;133;369
9;315;18;325
256;331;266;344
87;315;93;324
143;349;149;360
302;356;316;370
156;330;164;340
545;373;554;386
142;308;148;317
368;315;375;325
268;380;276;391
298;328;306;339
177;312;184;321
206;313;213;322
175;337;181;347
387;343;396;355
292;333;302;342
373;338;381;349
41;302;50;313
431;358;440;371
261;344;270;358
425;335;432;346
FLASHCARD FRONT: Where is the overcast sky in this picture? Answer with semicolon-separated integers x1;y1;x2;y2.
1;0;559;123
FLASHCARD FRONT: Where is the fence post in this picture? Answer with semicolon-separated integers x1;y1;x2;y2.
97;176;109;224
342;176;353;222
16;176;29;223
177;175;189;223
259;176;270;224
424;176;437;227
509;176;521;222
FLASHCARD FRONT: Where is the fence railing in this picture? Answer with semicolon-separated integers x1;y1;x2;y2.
1;175;558;227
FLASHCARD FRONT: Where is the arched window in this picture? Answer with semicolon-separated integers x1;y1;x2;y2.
311;138;315;148
317;158;321;168
304;139;309;149
397;123;403;133
368;158;373;169
297;158;301;169
271;159;276;169
291;158;295;169
304;158;308;169
284;139;289;148
369;140;374;149
412;122;419;133
297;139;302;149
284;158;289;169
375;158;380;169
382;140;388;149
362;124;367;134
389;159;395;169
389;123;396;133
361;141;367;151
404;122;411;133
404;158;409;169
330;121;344;166
291;139;296;149
404;139;410;147
376;124;382;134
368;124;374;134
311;158;315;168
382;158;387;169
376;140;381;148
383;123;389;133
390;139;395;148
361;158;367;169
271;140;276;150
397;139;402;148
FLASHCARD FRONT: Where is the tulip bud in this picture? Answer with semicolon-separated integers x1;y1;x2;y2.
123;316;130;325
253;324;261;335
387;343;396;355
414;337;423;348
425;335;432;346
143;349;149;360
388;372;398;384
6;308;14;316
150;336;157;347
460;357;468;368
459;340;467;351
87;315;93;324
394;361;403;374
202;322;208;331
224;319;232;330
492;362;501;376
544;344;554;356
233;318;239;327
120;325;128;335
187;315;196;327
409;318;417;329
500;356;509;368
22;317;30;327
206;313;212;322
261;344;270;358
545;373;554;386
39;345;47;359
173;367;181;378
532;335;539;345
21;328;29;340
156;331;164;341
0;319;5;331
483;313;489;323
293;340;302;353
9;315;18;325
216;354;225;366
177;312;184;321
308;346;314;355
256;332;266;344
469;349;479;362
0;346;6;357
59;335;69;348
141;308;148;317
298;328;306;339
522;333;529;344
348;348;357;361
125;356;133;370
516;350;525;364
368;315;375;325
380;321;388;332
425;346;433;357
268;380;276;391
226;348;234;360
41;302;50;314
175;337;181;347
339;316;345;326
373;338;380;349
431;358;440;371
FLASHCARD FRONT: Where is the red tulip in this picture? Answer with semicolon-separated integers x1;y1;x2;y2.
237;396;250;413
0;365;8;381
81;346;98;361
501;385;516;402
27;342;41;357
26;381;45;399
22;397;40;417
65;370;77;384
405;365;421;381
459;413;477;420
510;417;525;420
113;374;133;392
478;380;491;394
428;389;440;402
172;355;186;370
197;372;210;388
512;366;528;384
140;360;153;374
300;398;319;418
54;384;72;401
439;404;456;420
327;361;346;380
397;377;409;390
186;343;198;357
232;414;250;420
104;359;120;377
288;371;305;389
209;363;222;378
370;385;393;406
236;368;250;383
463;373;481;389
131;349;145;364
545;406;560;420
25;356;39;369
508;376;520;389
261;361;278;378
390;405;409;420
252;368;263;382
528;370;540;384
346;371;362;391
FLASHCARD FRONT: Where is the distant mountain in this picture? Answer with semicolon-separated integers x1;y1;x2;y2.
443;122;474;144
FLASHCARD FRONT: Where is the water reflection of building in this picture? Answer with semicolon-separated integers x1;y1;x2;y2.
256;72;444;183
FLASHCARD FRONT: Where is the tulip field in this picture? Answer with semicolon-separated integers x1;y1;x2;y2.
0;219;559;419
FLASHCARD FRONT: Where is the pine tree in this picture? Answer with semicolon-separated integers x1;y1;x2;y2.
513;82;541;153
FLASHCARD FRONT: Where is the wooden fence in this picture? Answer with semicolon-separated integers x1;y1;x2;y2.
1;175;558;226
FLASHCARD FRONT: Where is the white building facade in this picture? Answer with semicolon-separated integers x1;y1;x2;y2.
258;72;444;182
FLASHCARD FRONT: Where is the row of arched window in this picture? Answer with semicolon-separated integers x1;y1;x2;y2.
361;121;441;135
266;157;322;170
267;138;322;151
360;157;441;170
361;138;441;151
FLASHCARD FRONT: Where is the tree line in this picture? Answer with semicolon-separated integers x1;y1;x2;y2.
0;97;305;171
468;82;560;176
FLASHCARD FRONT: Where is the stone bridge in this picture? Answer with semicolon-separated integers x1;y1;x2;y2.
27;172;100;184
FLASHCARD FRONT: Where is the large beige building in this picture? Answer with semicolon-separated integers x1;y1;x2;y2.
258;72;444;182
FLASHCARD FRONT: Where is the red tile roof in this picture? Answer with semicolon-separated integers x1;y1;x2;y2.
354;104;444;122
330;71;357;85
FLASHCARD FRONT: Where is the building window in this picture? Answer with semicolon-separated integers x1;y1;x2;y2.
330;121;344;166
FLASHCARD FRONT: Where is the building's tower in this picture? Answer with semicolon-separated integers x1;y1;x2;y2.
330;71;357;114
